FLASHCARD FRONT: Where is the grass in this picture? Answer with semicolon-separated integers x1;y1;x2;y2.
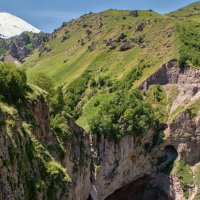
194;164;200;200
76;92;115;131
168;2;200;17
45;161;71;182
23;3;200;135
173;159;194;199
23;9;180;128
25;9;176;88
176;17;200;67
169;97;200;123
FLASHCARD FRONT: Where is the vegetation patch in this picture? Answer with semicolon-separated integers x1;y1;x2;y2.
194;164;200;200
146;84;168;123
176;20;200;67
0;63;27;104
173;159;194;199
89;90;157;141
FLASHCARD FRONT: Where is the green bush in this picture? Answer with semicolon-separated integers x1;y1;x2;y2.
50;114;69;143
30;72;54;94
0;63;27;103
94;100;100;107
154;85;165;102
56;71;91;118
177;21;200;67
89;90;157;141
50;87;65;115
117;61;150;90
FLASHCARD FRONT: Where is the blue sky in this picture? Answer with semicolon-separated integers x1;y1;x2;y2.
0;0;198;32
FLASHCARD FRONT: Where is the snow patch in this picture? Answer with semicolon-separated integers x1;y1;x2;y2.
0;12;40;38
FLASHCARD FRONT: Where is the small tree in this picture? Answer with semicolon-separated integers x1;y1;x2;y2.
0;62;27;103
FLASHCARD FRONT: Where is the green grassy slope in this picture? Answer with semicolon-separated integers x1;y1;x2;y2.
23;3;200;131
168;1;200;17
25;9;175;86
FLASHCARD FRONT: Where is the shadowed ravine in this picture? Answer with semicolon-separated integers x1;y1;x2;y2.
105;175;171;200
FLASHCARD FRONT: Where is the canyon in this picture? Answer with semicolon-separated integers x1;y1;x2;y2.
0;60;199;200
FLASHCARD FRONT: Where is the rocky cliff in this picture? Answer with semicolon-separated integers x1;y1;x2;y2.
89;130;158;200
0;86;96;200
0;95;71;200
0;61;200;200
0;32;48;63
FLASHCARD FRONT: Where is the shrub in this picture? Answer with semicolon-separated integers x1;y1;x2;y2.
177;21;200;67
89;90;157;141
90;78;96;87
31;72;54;94
50;71;91;119
0;63;27;103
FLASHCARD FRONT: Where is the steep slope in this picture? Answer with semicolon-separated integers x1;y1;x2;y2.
25;10;175;86
0;13;40;38
0;3;200;200
22;5;200;131
23;3;200;87
0;63;91;200
168;1;200;17
0;31;48;63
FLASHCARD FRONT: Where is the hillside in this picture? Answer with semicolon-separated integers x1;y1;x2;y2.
0;2;200;200
168;1;200;17
23;4;200;87
25;10;175;86
21;4;200;131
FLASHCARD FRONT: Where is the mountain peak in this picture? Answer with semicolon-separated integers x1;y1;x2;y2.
0;12;40;38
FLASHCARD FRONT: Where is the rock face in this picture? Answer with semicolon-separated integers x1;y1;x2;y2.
160;110;200;200
139;60;200;91
1;32;48;63
139;60;200;113
89;130;159;200
64;118;91;200
0;96;71;200
0;93;94;200
165;110;200;165
0;60;200;200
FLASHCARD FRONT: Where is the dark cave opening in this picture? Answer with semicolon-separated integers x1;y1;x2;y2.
88;146;178;200
105;175;171;200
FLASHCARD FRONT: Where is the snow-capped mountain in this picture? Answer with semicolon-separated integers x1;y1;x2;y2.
0;12;40;39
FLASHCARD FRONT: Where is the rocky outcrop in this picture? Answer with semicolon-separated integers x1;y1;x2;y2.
31;95;52;143
64;119;91;200
0;97;71;200
89;130;159;200
139;60;200;113
130;10;138;17
165;110;200;165
139;60;200;91
0;91;92;200
3;32;49;63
